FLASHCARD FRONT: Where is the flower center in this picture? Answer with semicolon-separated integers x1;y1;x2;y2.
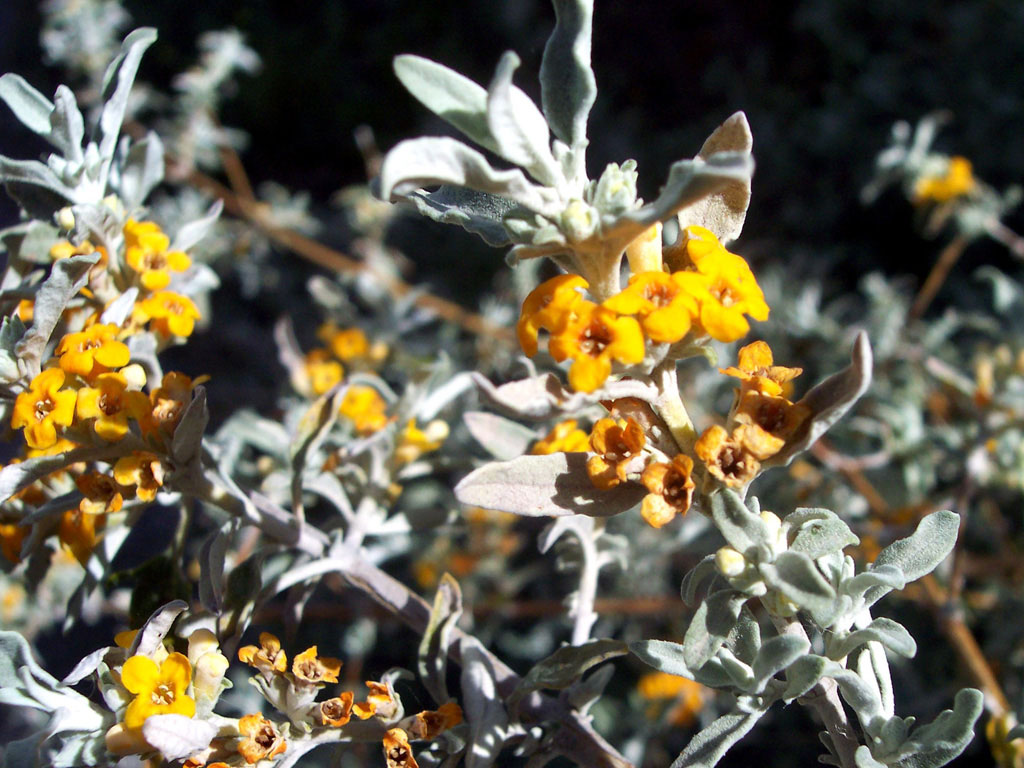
143;252;167;271
579;323;611;356
151;683;175;706
255;725;277;749
98;393;120;416
34;398;54;421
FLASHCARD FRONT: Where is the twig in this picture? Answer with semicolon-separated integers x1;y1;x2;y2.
908;235;969;322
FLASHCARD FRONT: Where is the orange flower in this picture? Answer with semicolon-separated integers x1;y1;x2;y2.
291;646;342;685
112;452;166;501
75;372;151;441
11;368;78;449
124;219;191;291
636;672;706;727
720;341;802;398
640;454;695;528
531;419;590;454
549;303;645;393
339;385;389;435
913;156;976;204
58;508;106;565
300;349;343;397
238;632;288;675
694;425;760;488
383;728;419;768
56;324;130;378
237;714;286;764
602;271;699;344
320;692;355;727
517;274;590;357
326;326;370;361
50;238;109;266
354;680;396;720
147;371;208;436
136;292;201;338
75;472;128;515
731;389;810;459
586;417;646;490
407;702;463;740
0;523;28;563
395;419;448;464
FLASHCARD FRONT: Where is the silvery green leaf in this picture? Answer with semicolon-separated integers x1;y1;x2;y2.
787;509;859;560
0;156;76;216
50;86;85;164
15;252;98;376
539;0;595;153
683;589;746;669
0;441;129;503
141;715;216;760
875;688;982;768
717;649;755;689
472;371;584;420
0;630;59;701
681;554;718;606
197;521;233;613
567;662;615;714
460;637;508;768
0;74;54;137
97;28;157;168
128;600;188;658
677;112;753;245
455;453;646;518
515;638;627;698
464;411;538;460
100;286;138;326
60;647;109;686
856;746;890;768
537;517;575;554
630;639;692;678
760;551;837;626
170;386;208;468
379;137;552;215
486;52;561;187
782;655;827;702
405;186;515;246
708;489;770;559
170;200;223;252
670;706;768;768
752;635;810;693
393;54;496;152
1007;723;1024;741
419;573;462;705
846;564;905;602
825;661;883;725
828;619;916;661
115;131;164;210
771;331;873;466
0;315;26;382
874;510;959;584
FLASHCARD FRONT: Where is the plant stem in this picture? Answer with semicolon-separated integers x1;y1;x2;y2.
908;234;968;322
652;362;697;453
570;517;602;646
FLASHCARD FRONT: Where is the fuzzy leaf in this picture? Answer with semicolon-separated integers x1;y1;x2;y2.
0;74;55;137
418;573;463;705
782;654;828;702
99;287;138;327
455;452;646;518
141;715;216;761
787;509;859;560
170;200;223;252
60;648;109;686
512;638;627;705
760;551;837;625
539;0;595;150
50;86;85;163
98;28;157;166
128;600;188;658
630;639;693;679
709;489;770;558
879;688;982;768
0;315;26;381
0;156;76;216
460;637;508;768
116;131;164;210
670;706;768;768
0;442;128;502
751;634;810;692
829;618;917;661
874;510;960;584
463;411;538;460
681;555;718;607
197;522;232;613
846;564;906;602
405;186;515;245
171;387;209;468
683;589;746;670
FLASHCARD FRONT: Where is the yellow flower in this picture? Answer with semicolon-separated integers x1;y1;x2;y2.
531;419;590;454
354;680;396;720
640;454;695;528
720;341;802;398
11;368;78;449
58;508;105;565
237;713;287;764
383;728;418;768
56;324;131;378
913;156;976;204
124;219;191;291
602;271;699;344
75;471;128;515
320;693;355;727
15;299;33;323
407;702;463;740
986;711;1024;768
136;291;201;338
0;523;28;563
121;652;196;730
636;672;706;727
549;302;645;393
731;389;810;460
114;629;139;649
75;372;151;441
319;324;370;361
291;645;342;685
50;238;109;268
146;371;208;437
300;349;344;397
517;274;589;357
694;425;760;488
113;452;166;501
238;631;288;675
586;417;646;490
395;419;448;464
339;385;389;434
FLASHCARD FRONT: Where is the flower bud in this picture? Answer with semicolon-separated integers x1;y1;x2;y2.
715;546;747;577
56;206;75;231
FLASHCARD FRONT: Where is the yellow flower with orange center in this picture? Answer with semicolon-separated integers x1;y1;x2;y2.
237;713;286;764
121;652;195;730
76;371;151;441
58;507;106;565
720;341;802;398
112;452;165;501
56;324;131;378
238;632;288;675
395;419;449;464
640;454;695;528
586;417;646;490
321;325;370;361
320;692;355;727
517;274;589;357
913;156;976;204
731;389;810;460
291;645;342;685
123;219;191;291
694;424;761;488
383;728;418;768
339;385;389;434
75;471;128;515
549;302;645;393
531;419;590;454
12;368;78;449
136;291;201;338
407;702;463;740
602;271;699;343
147;371;208;436
301;349;344;396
